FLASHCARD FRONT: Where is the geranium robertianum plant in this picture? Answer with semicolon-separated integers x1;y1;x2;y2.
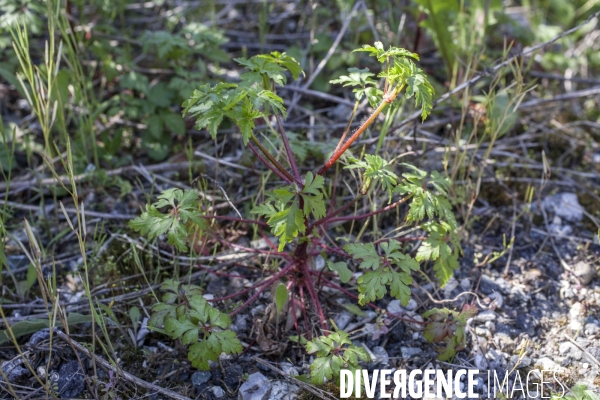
130;42;468;383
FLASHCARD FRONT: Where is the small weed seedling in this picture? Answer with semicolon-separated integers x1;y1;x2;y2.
131;42;467;383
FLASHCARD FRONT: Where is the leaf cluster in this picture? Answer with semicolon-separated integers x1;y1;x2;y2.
396;165;460;286
353;42;434;120
305;329;370;384
344;240;419;306
330;67;382;107
422;305;477;361
148;279;242;370
346;154;399;202
129;188;206;252
183;52;302;144
252;172;326;251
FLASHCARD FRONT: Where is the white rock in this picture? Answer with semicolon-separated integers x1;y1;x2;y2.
334;311;353;331
535;357;563;371
475;310;496;322
574;261;596;286
267;381;301;400
542;193;585;222
443;277;459;297
405;299;418;311
488;292;503;308
460;278;471;290
239;372;272;400
387;300;403;314
401;347;422;358
210;386;226;399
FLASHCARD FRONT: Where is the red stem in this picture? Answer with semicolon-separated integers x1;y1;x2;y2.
317;91;398;176
325;195;411;223
228;262;295;316
276;115;301;182
248;142;294;184
309;195;362;230
201;214;269;227
299;260;328;332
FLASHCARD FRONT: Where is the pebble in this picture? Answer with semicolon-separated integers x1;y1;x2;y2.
280;362;299;377
460;278;471;290
475;310;496;322
535;357;562;371
387;300;403;315
443;277;459;297
488;292;503;308
404;299;418;311
475;326;490;337
401;347;422;358
584;323;600;336
267;381;301;400
239;372;272;400
1;359;29;382
574;261;596;286
372;346;390;366
474;353;488;369
334;311;353;331
52;360;85;398
542;192;585;222
192;371;212;387
559;342;583;360
210;386;226;399
569;302;584;319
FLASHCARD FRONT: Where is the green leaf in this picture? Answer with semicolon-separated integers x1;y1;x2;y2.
0;313;93;345
354;41;419;63
405;66;434;121
344;242;380;270
129;188;205;252
357;267;412;306
416;222;459;286
346;154;399;202
165;316;199;345
301;172;326;219
327;261;352;283
306;330;370;384
275;283;288;314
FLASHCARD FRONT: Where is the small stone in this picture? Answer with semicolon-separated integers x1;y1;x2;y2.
488;292;503;308
559;342;583;360
1;359;29;382
192;371;212;387
210;386;227;399
387;300;403;315
334;311;353;331
569;303;584;319
267;381;301;400
542;193;585;222
443;277;459;297
574;261;596;286
474;353;488;369
535;357;562;371
52;360;85;398
404;299;418;311
239;372;272;400
475;310;496;322
401;347;422;358
460;278;471;290
372;346;390;366
408;314;424;331
475;326;490;337
495;332;514;347
280;362;299;377
584;323;600;336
